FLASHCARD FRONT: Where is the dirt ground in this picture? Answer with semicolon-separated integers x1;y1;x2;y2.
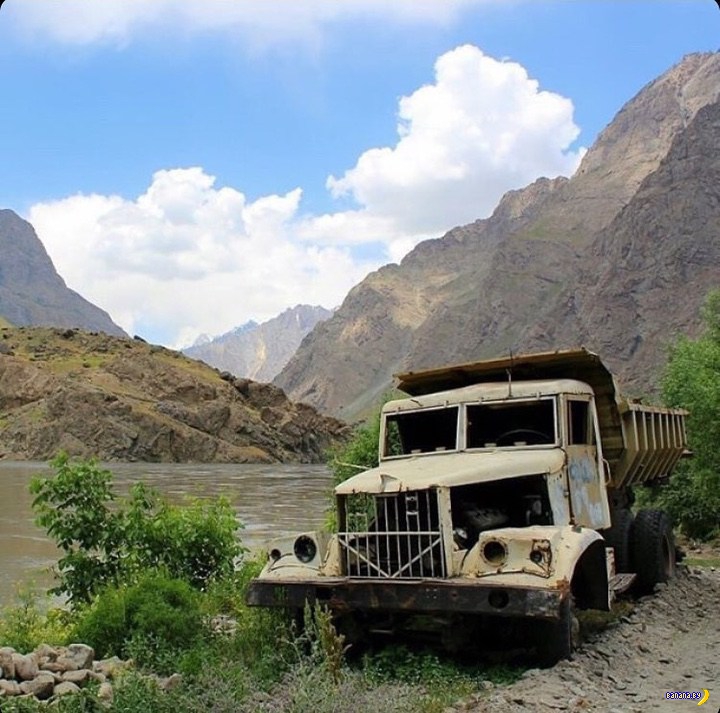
450;561;720;713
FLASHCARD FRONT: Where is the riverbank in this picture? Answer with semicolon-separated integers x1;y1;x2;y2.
0;461;332;606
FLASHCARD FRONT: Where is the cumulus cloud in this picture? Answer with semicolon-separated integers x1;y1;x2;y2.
13;0;488;47
28;45;584;348
325;45;584;237
29;168;377;347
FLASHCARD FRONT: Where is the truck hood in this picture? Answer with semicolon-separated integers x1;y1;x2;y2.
335;449;565;495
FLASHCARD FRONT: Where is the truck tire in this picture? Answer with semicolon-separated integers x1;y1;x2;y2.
632;509;676;594
602;508;634;573
536;596;578;668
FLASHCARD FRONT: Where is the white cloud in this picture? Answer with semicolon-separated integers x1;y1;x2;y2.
28;45;584;349
13;0;491;47
29;168;377;348
326;44;584;236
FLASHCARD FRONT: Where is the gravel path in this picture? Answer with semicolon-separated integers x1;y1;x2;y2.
452;566;720;713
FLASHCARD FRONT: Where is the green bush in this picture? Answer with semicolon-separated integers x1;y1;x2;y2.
327;414;381;489
73;572;204;666
0;585;73;652
31;454;244;603
641;290;720;539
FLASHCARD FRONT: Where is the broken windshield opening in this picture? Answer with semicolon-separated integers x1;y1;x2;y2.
466;398;556;448
383;407;459;457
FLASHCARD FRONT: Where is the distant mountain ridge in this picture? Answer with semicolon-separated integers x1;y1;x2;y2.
0;210;126;337
275;52;720;420
184;305;332;382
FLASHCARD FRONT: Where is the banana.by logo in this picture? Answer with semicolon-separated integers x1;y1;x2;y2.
665;689;711;705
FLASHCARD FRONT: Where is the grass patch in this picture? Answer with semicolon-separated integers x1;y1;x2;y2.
685;556;720;567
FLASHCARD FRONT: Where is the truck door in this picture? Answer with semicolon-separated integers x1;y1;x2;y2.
565;397;611;529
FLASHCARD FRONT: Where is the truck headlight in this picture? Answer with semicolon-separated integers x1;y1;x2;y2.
293;535;317;563
482;539;507;565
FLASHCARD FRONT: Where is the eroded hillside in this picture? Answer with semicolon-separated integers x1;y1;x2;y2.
0;327;347;463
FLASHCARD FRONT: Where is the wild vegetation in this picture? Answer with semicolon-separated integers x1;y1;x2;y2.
639;290;720;540
0;455;514;712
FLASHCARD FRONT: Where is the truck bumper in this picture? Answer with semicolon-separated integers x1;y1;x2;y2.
246;577;567;620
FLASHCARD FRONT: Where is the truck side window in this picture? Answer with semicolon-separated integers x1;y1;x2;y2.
567;400;593;445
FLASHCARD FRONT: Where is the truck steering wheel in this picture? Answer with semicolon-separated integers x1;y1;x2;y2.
496;428;550;446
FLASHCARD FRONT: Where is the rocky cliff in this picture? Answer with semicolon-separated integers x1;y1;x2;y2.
275;53;720;419
184;305;332;382
0;210;126;337
0;327;347;463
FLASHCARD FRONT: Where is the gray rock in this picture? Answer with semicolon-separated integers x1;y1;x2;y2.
53;681;81;697
0;679;22;696
65;644;94;671
62;669;92;687
19;673;55;700
98;681;114;704
0;649;16;679
12;653;39;681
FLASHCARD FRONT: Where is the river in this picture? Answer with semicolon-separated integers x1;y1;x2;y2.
0;461;333;606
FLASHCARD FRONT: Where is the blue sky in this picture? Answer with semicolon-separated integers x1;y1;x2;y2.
0;1;718;347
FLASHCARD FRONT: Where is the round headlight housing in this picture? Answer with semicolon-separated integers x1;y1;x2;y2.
293;535;317;564
482;539;507;566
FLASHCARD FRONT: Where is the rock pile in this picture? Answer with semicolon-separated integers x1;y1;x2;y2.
0;643;129;704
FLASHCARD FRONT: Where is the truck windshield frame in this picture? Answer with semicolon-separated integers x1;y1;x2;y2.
465;396;558;450
382;405;460;459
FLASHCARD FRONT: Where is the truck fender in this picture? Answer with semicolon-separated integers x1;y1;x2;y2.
554;528;610;611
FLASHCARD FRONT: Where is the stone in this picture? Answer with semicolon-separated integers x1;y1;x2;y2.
12;653;39;681
0;649;16;679
159;673;182;692
40;662;68;673
34;644;58;661
93;656;129;679
53;681;81;697
19;673;55;700
0;679;22;696
98;681;114;704
65;644;94;671
62;669;92;687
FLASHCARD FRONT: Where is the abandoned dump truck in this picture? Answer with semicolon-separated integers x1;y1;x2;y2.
247;349;688;664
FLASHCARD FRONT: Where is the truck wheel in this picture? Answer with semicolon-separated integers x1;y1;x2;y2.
632;509;675;594
536;596;579;668
602;508;634;573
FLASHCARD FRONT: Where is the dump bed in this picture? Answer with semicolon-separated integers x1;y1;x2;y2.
395;348;688;488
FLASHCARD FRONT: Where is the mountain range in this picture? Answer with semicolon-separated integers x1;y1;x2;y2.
183;305;332;382
2;52;718;433
275;52;720;420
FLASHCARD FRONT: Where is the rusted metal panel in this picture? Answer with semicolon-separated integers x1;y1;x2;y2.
567;447;610;529
246;577;567;620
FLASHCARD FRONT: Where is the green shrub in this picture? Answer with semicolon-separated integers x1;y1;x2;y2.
73;572;204;666
327;414;381;489
640;290;720;539
0;585;74;652
31;454;244;603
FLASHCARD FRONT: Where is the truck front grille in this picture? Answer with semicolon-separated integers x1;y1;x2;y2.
338;490;446;579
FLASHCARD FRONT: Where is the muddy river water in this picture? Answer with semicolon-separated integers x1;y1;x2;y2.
0;461;332;605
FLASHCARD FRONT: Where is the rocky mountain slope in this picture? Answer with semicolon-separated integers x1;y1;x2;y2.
0;210;126;337
184;305;332;382
276;53;720;420
0;327;346;463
